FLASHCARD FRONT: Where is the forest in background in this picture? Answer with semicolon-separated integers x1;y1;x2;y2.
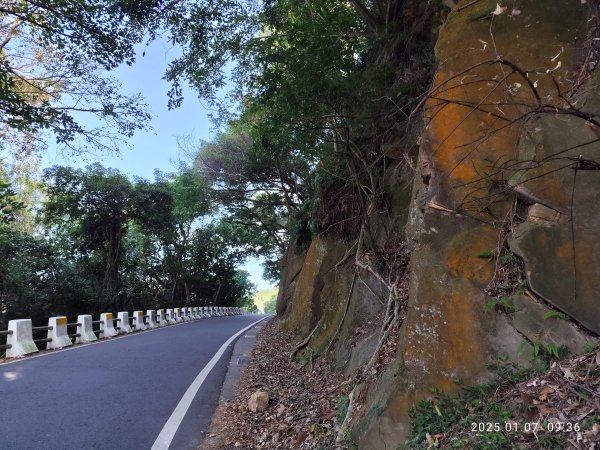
0;0;444;327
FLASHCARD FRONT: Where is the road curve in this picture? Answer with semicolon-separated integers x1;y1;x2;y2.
0;314;266;450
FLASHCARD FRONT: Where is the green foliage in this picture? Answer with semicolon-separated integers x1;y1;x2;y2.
180;0;441;272
484;296;515;313
262;295;277;314
478;250;496;259
584;342;598;352
0;180;24;224
336;395;350;424
543;311;567;320
0;0;160;153
1;163;258;328
253;287;279;311
405;363;541;450
544;343;568;360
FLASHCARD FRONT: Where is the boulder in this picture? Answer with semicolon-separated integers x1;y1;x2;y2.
248;391;269;413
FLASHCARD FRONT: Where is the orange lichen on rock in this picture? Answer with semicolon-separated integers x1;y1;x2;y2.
356;1;590;447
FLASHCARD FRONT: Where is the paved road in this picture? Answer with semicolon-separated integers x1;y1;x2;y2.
0;314;266;450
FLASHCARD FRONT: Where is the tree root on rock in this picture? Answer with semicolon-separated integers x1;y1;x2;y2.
291;315;324;358
325;270;357;355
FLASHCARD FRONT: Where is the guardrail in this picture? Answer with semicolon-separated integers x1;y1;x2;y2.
1;306;246;358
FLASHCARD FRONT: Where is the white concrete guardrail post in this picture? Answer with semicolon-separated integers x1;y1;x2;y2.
117;312;132;333
100;313;118;338
75;315;97;344
46;316;73;350
133;311;146;331
193;307;200;319
173;308;182;322
165;309;175;325
156;309;167;327
199;307;206;318
179;308;187;321
146;310;157;328
185;307;192;320
189;307;196;319
6;319;38;357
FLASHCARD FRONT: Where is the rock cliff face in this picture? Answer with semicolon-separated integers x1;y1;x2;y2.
277;0;600;447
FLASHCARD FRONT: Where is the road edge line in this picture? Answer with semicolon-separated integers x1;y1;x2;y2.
151;317;268;450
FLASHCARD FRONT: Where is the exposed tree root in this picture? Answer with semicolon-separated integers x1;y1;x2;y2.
325;271;357;355
366;285;402;371
291;316;324;358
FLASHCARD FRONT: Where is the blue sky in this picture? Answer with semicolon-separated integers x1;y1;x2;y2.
43;39;275;291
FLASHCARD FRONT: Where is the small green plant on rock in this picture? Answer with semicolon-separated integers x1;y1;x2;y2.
584;342;598;352
404;363;546;450
336;395;350;423
543;310;567;320
484;296;515;313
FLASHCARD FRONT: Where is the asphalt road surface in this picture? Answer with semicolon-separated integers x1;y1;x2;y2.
0;314;266;450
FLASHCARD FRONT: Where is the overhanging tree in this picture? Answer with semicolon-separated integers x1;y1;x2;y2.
0;0;170;154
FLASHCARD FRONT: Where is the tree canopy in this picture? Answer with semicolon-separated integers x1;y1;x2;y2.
0;0;166;154
0;0;445;327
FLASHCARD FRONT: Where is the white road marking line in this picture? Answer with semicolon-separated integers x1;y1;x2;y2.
151;317;267;450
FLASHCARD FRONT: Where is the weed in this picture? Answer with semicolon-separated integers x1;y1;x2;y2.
543;311;567;320
529;340;568;362
535;433;567;449
478;250;496;259
584;342;598;352
544;343;568;359
485;296;515;313
582;415;599;430
299;348;314;367
336;395;350;423
404;363;536;449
